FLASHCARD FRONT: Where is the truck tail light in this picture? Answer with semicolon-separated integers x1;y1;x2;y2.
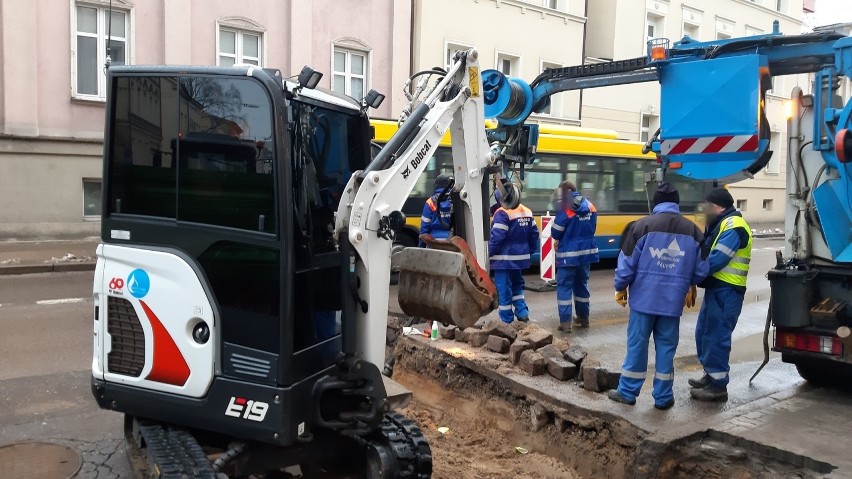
774;330;843;357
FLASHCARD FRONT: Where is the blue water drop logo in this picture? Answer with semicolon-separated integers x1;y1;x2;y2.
127;269;151;299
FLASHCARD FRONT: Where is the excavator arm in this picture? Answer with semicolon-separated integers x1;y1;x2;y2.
335;50;514;367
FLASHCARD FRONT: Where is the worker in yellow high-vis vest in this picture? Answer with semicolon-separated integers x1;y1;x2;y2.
689;188;752;402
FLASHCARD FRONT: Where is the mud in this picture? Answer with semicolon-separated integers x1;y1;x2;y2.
393;338;640;479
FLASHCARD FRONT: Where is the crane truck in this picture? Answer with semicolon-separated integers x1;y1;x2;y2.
91;21;852;478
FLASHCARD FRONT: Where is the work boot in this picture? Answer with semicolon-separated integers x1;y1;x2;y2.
690;385;728;402
654;399;675;410
557;322;572;333
688;374;711;389
573;317;589;328
607;390;636;405
517;316;529;323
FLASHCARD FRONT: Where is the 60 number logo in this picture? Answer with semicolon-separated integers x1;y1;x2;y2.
109;277;125;290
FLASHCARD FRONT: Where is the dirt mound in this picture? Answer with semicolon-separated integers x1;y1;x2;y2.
396;369;579;479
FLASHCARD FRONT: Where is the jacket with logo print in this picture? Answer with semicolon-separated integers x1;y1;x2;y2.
614;202;709;317
489;204;540;270
551;193;600;267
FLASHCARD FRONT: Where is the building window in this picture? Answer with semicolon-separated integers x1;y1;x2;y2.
683;21;700;40
775;0;788;13
218;28;262;66
736;199;747;211
496;52;520;77
542;0;567;11
83;179;102;217
763;199;773;210
446;41;474;69
73;3;129;99
646;12;665;40
746;26;764;37
640;113;658;143
332;47;368;100
540;62;562;116
716;19;734;40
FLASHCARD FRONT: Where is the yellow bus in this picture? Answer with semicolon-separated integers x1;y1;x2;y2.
372;119;709;260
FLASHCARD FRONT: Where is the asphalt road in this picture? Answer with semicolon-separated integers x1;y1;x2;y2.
1;237;850;477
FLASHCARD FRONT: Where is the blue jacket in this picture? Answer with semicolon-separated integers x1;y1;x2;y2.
614;202;709;317
419;188;453;246
552;193;599;267
489;204;539;270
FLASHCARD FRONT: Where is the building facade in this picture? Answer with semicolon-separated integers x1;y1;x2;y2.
412;0;586;127
583;0;807;224
0;0;410;238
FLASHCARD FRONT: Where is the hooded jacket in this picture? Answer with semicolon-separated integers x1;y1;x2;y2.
614;202;709;317
551;192;599;267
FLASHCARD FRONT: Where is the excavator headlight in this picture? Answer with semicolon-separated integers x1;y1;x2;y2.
298;65;323;90
365;89;386;110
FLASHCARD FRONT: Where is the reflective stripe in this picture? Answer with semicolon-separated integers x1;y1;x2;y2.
715;243;737;258
729;256;751;265
557;300;573;306
420;216;431;223
621;369;647;379
512;295;525;301
491;254;531;261
720;266;748;277
426;198;437;211
655;372;674;381
492;223;509;231
574;296;590;303
551;223;565;232
555;248;599;258
708;371;728;380
498;305;513;311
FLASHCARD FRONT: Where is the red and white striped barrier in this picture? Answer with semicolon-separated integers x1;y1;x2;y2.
540;214;555;282
661;134;758;155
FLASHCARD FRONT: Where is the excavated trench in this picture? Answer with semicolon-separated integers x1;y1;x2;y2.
389;327;835;479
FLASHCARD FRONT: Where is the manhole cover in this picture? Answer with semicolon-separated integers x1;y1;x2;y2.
0;442;81;479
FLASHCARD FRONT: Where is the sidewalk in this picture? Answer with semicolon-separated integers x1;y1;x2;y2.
0;238;99;275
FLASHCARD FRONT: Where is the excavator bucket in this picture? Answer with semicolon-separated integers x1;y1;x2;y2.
397;236;498;329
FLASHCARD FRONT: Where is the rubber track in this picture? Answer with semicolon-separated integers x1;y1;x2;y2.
377;412;433;479
138;423;224;479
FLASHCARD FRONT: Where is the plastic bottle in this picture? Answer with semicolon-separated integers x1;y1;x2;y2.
431;320;439;340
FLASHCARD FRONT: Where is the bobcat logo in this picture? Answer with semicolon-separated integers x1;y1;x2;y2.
402;166;411;179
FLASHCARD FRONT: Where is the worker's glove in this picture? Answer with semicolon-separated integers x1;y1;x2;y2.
615;290;628;307
684;285;697;308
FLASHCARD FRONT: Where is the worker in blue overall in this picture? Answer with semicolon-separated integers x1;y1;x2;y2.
419;174;454;246
690;188;752;402
551;181;599;332
608;183;708;410
489;188;540;324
